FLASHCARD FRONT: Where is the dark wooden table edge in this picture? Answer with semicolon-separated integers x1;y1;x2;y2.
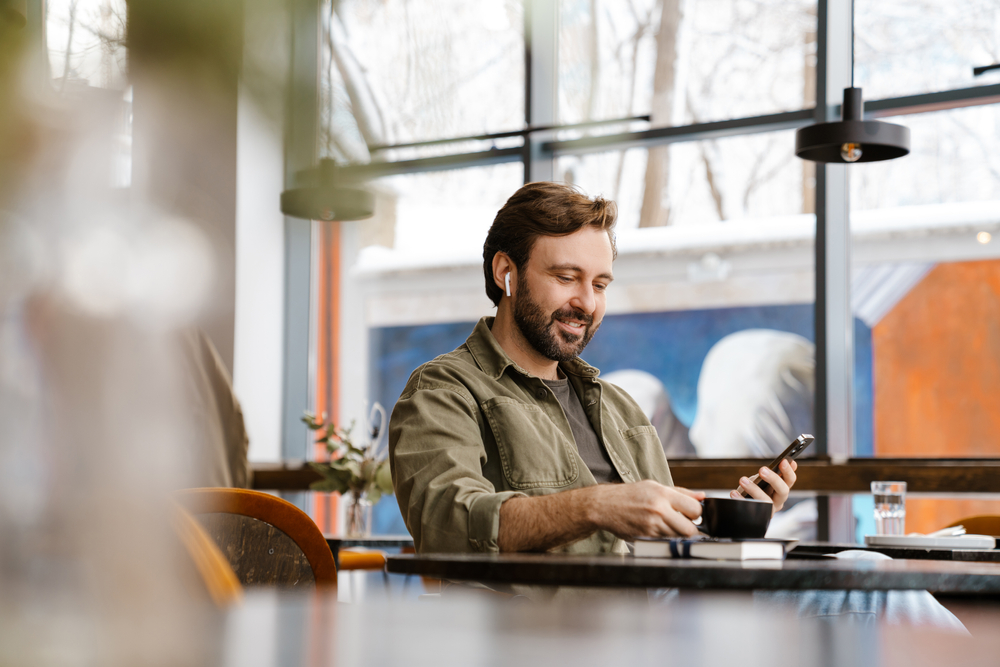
385;553;1000;594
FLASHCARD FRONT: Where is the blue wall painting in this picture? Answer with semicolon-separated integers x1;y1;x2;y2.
367;306;874;534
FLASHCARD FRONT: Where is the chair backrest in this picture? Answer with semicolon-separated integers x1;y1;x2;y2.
945;515;1000;536
176;488;337;588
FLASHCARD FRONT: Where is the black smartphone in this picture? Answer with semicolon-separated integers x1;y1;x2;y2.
736;434;814;498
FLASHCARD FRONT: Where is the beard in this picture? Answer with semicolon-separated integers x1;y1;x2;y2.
512;278;599;362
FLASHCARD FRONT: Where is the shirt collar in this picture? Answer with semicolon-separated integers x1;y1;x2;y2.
466;316;602;381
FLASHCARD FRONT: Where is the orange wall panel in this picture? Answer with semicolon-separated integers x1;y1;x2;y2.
872;260;1000;457
313;223;342;534
903;498;1000;535
871;259;1000;534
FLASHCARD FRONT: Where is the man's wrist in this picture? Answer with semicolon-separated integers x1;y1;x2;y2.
574;485;602;533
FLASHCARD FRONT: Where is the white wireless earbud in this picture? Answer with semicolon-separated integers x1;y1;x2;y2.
505;272;511;297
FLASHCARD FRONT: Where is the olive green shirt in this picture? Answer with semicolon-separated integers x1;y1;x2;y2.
389;317;674;555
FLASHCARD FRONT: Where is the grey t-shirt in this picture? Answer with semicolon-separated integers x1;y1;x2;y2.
543;377;622;484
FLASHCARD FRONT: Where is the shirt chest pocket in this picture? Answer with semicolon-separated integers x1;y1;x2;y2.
482;397;580;490
615;424;670;484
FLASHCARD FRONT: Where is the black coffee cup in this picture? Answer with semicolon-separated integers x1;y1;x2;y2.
699;497;772;539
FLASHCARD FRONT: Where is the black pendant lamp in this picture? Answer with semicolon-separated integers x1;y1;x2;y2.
795;3;909;163
280;158;375;222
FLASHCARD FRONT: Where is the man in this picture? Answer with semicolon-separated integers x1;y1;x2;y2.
386;183;967;631
388;181;797;555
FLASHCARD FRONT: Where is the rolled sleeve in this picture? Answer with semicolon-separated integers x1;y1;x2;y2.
467;490;525;553
389;367;524;553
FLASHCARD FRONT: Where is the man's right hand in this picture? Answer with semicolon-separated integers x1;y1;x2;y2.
587;481;704;540
498;481;705;552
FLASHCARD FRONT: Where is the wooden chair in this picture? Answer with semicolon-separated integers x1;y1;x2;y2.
944;515;1000;536
176;488;337;588
171;503;244;607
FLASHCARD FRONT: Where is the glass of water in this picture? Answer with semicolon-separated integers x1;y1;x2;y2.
871;481;907;535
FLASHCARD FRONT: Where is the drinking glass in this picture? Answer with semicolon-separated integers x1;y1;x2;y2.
871;481;906;535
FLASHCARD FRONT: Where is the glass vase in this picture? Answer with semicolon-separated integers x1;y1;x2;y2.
344;491;373;538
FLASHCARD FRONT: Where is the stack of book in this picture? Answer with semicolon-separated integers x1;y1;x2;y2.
633;537;790;561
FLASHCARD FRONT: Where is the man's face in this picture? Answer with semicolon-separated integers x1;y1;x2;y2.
512;227;614;362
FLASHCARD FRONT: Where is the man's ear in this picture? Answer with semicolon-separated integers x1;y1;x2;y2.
492;252;514;298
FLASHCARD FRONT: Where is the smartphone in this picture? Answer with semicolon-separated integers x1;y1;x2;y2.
736;434;814;498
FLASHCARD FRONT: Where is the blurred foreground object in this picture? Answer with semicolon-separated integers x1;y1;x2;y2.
1;0;26;27
281;158;375;221
0;0;262;663
171;503;243;607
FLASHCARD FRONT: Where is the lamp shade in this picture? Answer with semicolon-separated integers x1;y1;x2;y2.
795;87;909;163
280;159;375;221
280;186;374;221
2;0;27;27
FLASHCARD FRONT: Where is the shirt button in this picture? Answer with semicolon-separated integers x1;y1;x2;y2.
535;388;547;400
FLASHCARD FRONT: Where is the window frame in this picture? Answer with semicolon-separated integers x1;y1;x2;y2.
280;0;1000;536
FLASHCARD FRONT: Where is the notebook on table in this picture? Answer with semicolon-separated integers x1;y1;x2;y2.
864;534;996;550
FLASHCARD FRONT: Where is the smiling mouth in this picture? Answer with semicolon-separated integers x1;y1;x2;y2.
552;313;592;339
556;318;586;331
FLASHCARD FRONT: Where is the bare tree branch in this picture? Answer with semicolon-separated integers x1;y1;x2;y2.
60;0;81;91
639;0;684;228
613;5;653;201
742;137;786;212
586;0;600;121
700;142;725;220
328;7;389;150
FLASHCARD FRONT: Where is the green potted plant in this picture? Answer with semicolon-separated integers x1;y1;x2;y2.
302;403;393;537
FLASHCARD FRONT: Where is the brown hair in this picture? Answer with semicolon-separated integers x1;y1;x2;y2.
482;182;618;307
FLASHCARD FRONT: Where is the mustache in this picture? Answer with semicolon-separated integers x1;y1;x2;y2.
550;308;593;327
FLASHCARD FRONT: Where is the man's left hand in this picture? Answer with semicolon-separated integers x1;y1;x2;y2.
729;459;798;513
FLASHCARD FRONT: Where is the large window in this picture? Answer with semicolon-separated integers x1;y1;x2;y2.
855;0;1000;98
558;131;810;228
840;2;1000;536
558;0;815;125
304;0;1000;539
320;0;525;162
45;0;131;188
46;0;127;90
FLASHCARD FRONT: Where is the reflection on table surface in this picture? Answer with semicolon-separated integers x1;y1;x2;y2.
222;589;1000;667
791;541;1000;562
